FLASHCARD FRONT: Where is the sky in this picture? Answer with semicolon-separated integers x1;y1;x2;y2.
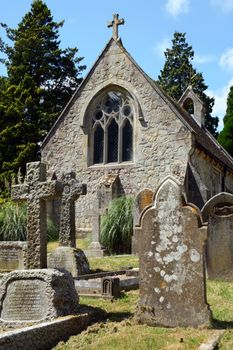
1;0;233;131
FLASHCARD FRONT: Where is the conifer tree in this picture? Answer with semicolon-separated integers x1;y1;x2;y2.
218;86;233;156
157;32;218;137
0;0;86;195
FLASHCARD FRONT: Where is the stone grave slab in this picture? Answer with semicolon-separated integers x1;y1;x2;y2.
136;177;212;328
0;242;27;272
47;247;90;277
0;269;78;325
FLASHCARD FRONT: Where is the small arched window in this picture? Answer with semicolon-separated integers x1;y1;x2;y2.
88;89;134;165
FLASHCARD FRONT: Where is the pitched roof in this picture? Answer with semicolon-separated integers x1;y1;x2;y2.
41;37;233;172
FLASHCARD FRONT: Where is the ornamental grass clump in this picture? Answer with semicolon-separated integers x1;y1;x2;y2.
100;196;133;254
0;201;27;241
0;201;58;241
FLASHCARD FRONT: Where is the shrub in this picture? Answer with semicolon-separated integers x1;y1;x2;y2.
0;201;58;242
100;196;134;254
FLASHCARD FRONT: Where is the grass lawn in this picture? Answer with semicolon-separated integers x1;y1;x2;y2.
47;237;91;253
51;251;233;350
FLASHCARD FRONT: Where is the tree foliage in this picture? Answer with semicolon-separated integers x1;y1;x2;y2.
0;0;86;196
157;32;218;137
218;86;233;156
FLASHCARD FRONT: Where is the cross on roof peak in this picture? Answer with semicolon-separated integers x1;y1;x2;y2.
107;14;124;40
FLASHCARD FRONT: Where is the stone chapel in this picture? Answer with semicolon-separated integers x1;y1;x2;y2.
41;15;233;259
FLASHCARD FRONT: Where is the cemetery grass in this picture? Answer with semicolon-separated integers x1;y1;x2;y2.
53;258;233;350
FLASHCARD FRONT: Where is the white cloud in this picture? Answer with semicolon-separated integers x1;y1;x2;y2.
153;38;171;57
210;0;233;13
220;48;233;71
193;54;215;65
207;77;233;131
165;0;190;17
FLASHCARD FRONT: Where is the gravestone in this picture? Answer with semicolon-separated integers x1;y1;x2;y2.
136;177;211;328
0;242;27;272
132;189;153;255
202;192;233;280
101;277;121;298
48;246;89;277
48;172;90;276
11;162;62;269
87;174;120;257
0;269;78;325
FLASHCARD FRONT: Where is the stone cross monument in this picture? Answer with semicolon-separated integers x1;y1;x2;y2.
107;14;124;40
11;162;61;269
59;172;87;248
47;172;90;276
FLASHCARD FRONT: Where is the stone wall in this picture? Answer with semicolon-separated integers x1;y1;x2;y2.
42;40;192;235
188;149;224;208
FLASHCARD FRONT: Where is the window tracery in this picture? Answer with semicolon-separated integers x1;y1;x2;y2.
89;89;134;165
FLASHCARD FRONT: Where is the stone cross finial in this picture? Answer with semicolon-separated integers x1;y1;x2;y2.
107;14;124;40
11;162;62;269
59;172;87;248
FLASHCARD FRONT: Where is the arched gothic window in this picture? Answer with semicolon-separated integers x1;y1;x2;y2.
89;89;134;165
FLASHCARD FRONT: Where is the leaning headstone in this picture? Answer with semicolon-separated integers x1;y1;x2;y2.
11;162;61;269
132;188;153;255
136;177;211;328
0;269;78;325
202;192;233;280
48;172;90;276
0;242;27;272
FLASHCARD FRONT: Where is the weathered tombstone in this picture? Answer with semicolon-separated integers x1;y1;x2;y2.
47;172;90;276
202;192;233;280
0;269;78;325
0;242;27;272
87;174;120;257
11;162;62;269
136;177;211;328
132;189;153;255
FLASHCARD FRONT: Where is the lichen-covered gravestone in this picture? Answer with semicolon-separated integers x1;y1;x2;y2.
0;269;78;325
136;177;212;328
47;172;90;276
11;162;62;269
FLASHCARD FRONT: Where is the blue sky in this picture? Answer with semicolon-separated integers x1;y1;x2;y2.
1;0;233;131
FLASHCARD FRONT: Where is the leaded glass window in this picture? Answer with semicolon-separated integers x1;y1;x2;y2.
122;120;133;162
90;89;134;165
94;125;104;164
107;119;119;162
